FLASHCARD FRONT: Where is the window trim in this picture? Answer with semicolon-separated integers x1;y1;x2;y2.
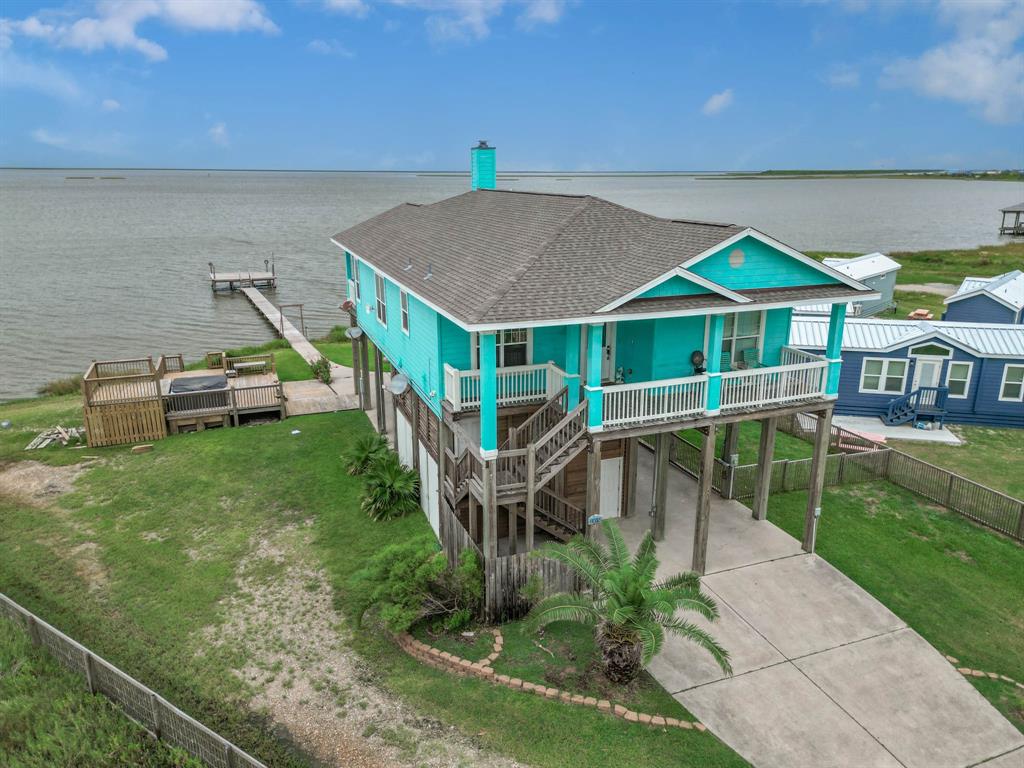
908;342;953;358
944;360;973;400
353;258;362;302
400;289;410;335
375;273;387;327
721;310;765;365
470;329;533;369
998;364;1024;403
858;356;908;395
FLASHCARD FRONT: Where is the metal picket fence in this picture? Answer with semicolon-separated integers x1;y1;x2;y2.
0;592;267;768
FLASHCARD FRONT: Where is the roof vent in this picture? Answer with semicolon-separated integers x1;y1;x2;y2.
404;256;413;271
476;140;490;149
425;263;433;280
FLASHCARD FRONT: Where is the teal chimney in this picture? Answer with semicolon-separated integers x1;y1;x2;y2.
470;140;496;190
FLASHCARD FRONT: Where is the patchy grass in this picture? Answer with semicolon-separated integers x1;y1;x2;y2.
889;426;1024;500
0;395;746;768
0;618;200;767
680;420;812;464
891;290;947;320
764;481;1024;732
808;242;1024;286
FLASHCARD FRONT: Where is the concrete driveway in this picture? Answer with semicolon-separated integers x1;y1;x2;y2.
619;449;1023;768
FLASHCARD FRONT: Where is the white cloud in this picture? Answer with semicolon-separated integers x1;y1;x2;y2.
822;63;860;88
701;88;734;116
208;121;229;146
307;38;355;57
880;0;1024;124
0;49;82;101
1;1;278;62
384;0;568;43
517;0;568;29
324;0;370;16
101;97;121;111
31;127;69;148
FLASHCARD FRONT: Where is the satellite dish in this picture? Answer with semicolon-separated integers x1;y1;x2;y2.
388;374;410;396
344;327;364;340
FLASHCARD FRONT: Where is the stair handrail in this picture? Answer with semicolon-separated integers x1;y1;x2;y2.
534;401;589;477
505;386;569;450
535;487;585;534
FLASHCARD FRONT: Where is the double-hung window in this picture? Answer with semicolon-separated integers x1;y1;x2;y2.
722;312;762;365
353;260;361;302
945;362;973;399
860;358;907;394
400;290;410;335
1000;365;1024;402
375;273;387;326
474;329;529;368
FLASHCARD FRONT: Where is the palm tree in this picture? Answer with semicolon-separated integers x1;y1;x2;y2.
345;432;389;476
526;520;731;684
361;451;421;521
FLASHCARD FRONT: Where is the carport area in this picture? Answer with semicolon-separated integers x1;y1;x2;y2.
618;448;1024;768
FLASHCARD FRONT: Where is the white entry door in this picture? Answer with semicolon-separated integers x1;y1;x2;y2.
395;411;413;469
601;323;617;382
912;357;943;390
418;443;439;538
600;457;623;518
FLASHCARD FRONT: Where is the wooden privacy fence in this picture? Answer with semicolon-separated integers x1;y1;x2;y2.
658;414;1024;542
0;592;267;768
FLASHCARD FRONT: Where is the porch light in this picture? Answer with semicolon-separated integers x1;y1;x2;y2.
388;374;410;396
344;327;364;340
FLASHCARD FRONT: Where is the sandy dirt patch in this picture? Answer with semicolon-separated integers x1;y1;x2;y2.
898;282;957;297
205;522;522;768
0;460;90;505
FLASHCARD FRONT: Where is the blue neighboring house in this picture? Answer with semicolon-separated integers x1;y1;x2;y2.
330;140;876;610
791;316;1024;428
943;270;1024;324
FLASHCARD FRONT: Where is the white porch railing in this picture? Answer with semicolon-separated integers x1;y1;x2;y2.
443;362;567;412
780;345;827;366
602;375;707;428
720;354;828;412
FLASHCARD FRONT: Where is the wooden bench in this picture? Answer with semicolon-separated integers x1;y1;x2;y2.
233;360;269;375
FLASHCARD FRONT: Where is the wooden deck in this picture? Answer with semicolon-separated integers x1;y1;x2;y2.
209;268;277;291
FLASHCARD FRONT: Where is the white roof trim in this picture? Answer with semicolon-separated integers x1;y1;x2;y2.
597;266;750;313
943;286;1020;311
681;228;870;292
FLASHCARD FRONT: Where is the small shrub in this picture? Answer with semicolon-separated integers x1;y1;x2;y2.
519;572;545;608
310;355;332;384
37;375;83;397
361;452;420;521
344;433;389;476
324;325;349;343
350;538;483;633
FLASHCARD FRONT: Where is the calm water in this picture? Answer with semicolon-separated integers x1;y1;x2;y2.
1;169;1020;400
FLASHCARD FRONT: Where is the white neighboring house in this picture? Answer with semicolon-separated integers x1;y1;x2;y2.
795;253;901;318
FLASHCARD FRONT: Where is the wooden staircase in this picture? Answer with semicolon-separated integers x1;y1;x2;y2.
882;386;949;427
503;386;568;450
530;401;589;492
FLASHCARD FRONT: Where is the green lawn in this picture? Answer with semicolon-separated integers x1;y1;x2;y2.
764;481;1024;732
889;426;1024;500
0;395;746;768
0;618;199;767
891;290;947;320
680;420;812;464
808;242;1024;286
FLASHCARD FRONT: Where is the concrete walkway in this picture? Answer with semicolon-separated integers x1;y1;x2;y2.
619;449;1023;768
833;415;963;445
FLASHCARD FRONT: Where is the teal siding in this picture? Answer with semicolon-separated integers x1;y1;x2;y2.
652;316;706;378
616;320;655;381
761;308;792;365
691;236;840;290
534;326;567;367
638;274;712;299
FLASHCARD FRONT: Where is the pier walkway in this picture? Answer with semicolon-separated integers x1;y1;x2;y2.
240;287;359;414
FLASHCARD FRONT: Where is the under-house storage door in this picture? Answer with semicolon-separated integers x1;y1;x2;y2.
600;457;623;518
418;443;440;538
395;411;413;468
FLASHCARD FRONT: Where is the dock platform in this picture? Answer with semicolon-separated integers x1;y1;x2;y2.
209;261;277;290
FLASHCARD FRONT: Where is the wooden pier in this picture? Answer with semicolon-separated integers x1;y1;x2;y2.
999;203;1024;236
209;260;277;291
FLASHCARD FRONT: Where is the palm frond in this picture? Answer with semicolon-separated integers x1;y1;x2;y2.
601;519;630;570
656;571;701;591
631;531;656;569
526;592;600;633
566;536;610;571
662;617;733;675
538;544;605;591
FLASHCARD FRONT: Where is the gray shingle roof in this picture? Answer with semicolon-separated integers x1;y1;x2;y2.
332;189;858;326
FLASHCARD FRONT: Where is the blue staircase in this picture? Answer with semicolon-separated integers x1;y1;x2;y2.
882;386;949;427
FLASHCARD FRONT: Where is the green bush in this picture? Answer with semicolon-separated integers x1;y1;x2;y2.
36;375;83;397
350;538;483;633
309;355;332;384
344;432;389;476
361;452;421;521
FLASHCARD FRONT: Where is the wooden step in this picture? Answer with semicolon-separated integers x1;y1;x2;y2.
536;440;587;491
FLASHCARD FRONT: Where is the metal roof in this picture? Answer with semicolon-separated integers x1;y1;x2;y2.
822;252;901;281
1000;202;1024;213
946;270;1024;311
791;316;1024;358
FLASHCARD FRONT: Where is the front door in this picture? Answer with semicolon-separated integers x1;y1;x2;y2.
912;357;943;390
601;323;617;382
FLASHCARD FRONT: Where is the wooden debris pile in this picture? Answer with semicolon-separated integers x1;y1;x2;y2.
25;426;86;450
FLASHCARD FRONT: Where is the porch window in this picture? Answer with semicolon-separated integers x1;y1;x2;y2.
474;329;529;367
860;357;907;394
909;343;952;357
723;311;762;364
353;260;362;302
945;362;972;398
1000;365;1024;402
375;273;387;326
400;290;410;334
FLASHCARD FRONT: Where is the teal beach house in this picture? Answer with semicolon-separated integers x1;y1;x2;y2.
333;142;876;618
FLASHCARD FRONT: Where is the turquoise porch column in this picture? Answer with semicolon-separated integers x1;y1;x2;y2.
585;323;604;430
825;303;845;396
480;331;498;457
564;324;582;409
705;315;725;415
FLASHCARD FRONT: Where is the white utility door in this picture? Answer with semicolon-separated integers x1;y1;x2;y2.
601;323;618;382
395;411;413;468
912;357;943;390
418;444;440;538
600;457;623;518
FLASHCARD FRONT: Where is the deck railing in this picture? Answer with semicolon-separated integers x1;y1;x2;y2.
224;353;276;375
602;375;707;428
780;346;825;366
443;362;567;412
720;358;828;412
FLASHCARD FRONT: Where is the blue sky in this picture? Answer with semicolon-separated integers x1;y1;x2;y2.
1;0;1022;170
